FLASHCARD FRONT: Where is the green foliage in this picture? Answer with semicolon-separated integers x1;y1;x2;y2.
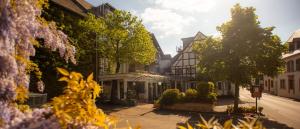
193;4;284;111
196;82;217;102
207;92;218;102
185;89;198;102
157;89;180;106
156;84;217;106
98;10;157;73
226;106;263;113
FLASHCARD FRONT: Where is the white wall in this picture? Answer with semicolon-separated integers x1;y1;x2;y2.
263;55;300;99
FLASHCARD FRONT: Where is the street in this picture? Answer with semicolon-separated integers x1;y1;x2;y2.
240;88;300;129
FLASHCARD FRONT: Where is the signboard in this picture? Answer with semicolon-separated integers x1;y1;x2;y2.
250;85;262;98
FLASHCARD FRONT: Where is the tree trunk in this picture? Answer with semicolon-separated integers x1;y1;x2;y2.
111;40;120;102
115;62;120;73
233;82;240;113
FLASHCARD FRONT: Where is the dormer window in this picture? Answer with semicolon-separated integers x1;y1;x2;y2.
289;42;295;52
295;39;300;50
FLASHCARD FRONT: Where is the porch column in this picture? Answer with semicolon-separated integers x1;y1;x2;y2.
124;79;127;99
117;80;120;99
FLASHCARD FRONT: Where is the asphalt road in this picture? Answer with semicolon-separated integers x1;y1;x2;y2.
240;88;300;129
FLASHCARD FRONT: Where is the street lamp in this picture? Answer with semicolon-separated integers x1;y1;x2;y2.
158;82;162;86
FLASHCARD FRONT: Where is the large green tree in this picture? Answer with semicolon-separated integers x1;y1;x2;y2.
101;10;156;73
80;10;157;101
194;4;284;112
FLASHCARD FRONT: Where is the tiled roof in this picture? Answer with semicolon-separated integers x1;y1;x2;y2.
151;34;164;56
74;0;93;10
287;29;300;42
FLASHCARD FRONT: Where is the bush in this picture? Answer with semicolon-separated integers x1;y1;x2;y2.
126;99;137;106
207;92;218;102
178;92;186;102
226;106;263;113
157;89;180;106
185;89;198;102
196;81;217;102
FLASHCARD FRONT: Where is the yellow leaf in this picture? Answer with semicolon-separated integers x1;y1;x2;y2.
87;73;94;82
187;123;193;129
223;119;232;129
177;125;187;129
56;67;69;76
58;77;69;82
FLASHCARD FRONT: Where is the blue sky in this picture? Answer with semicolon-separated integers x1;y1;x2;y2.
86;0;300;56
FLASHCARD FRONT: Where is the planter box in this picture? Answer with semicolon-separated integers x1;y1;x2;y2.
161;102;214;112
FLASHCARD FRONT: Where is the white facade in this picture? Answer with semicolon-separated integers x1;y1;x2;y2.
170;31;235;96
170;32;204;90
216;81;235;96
263;29;300;100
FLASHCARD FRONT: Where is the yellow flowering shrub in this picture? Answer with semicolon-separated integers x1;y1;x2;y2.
49;68;114;128
178;115;265;129
15;85;29;103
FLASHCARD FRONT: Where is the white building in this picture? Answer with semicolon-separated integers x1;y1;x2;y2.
264;29;300;100
216;81;235;96
99;34;171;102
170;32;203;91
170;32;235;96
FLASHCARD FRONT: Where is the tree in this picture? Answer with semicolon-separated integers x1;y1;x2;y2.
194;4;284;112
100;10;156;73
80;11;156;101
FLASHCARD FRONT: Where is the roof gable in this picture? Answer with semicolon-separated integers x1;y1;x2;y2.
171;31;206;65
287;29;300;42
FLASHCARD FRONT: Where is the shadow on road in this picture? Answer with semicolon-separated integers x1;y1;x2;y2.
97;103;131;114
175;112;293;129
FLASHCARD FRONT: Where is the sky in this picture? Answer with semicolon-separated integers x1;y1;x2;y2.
86;0;300;56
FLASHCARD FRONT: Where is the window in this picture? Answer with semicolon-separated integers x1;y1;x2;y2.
289;43;295;52
280;79;285;89
299;79;300;91
217;82;222;90
271;80;274;88
265;80;268;88
296;41;300;49
296;59;300;71
291;61;294;72
129;64;136;72
287;60;295;72
175;68;183;75
288;75;295;93
289;79;295;90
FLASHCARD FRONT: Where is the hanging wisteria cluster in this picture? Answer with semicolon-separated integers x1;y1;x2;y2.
0;0;75;128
